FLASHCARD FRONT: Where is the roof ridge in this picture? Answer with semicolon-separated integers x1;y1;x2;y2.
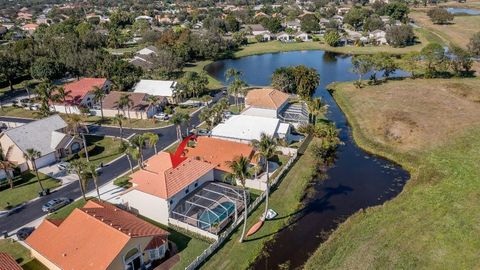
77;207;132;239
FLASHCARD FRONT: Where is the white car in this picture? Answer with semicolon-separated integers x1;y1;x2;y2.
57;162;70;171
153;113;169;120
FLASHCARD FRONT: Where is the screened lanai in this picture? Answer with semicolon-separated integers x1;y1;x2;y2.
170;182;249;234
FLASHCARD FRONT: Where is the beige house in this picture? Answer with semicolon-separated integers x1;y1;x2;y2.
101;91;166;119
0;115;83;171
26;200;169;270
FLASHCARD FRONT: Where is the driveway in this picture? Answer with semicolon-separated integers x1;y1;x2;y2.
39;164;79;185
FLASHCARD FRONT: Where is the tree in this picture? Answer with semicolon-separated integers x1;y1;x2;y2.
272;67;296;93
129;134;146;168
401;52;422;78
307;98;327;124
146;96;160;122
225;68;247;109
386;25;415;47
55;86;72;114
92;86;106;120
324;31;341;47
144;132;159;154
30;57;63;82
35;82;54;117
66;114;90;162
0;52;24;91
427;8;454;24
300;14;320;33
449;46;473;76
226;156;252;243
199;107;214;131
179;71;209;99
351;55;373;87
364;15;385;32
119;141;135;173
344;7;370;30
68;159;89;201
86;163;100;200
421;43;447;77
372;53;398;81
116;94;134;120
0;160;15;189
468;32;480;57
225;15;240;32
292;65;320;100
102;59;142;91
377;2;410;22
170;112;189;141
113;114;126;139
260;17;282;33
251;133;277;221
23;148;44;192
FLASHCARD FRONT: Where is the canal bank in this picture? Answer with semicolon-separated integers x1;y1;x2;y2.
202;51;410;269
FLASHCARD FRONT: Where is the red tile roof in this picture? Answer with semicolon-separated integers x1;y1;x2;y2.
26;200;168;270
0;253;22;270
129;152;215;199
62;78;107;105
184;137;255;173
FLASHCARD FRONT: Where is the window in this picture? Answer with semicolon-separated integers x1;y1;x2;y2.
185;188;189;194
194;183;198;187
170;200;174;205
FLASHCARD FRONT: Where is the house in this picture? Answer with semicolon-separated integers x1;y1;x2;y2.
256;31;274;41
21;23;39;34
101;91;165;119
243;88;289;119
0;115;83;172
211;115;292;143
332;15;344;23
244;24;267;36
135;15;153;23
53;78;111;114
26;200;169;270
121;151;216;225
276;32;293;42
284;19;301;31
254;12;268;19
296;32;311;41
0;252;22;270
129;46;158;71
369;29;387;45
183;136;256;180
133;80;178;104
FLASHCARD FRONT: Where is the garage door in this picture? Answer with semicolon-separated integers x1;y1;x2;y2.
34;152;57;169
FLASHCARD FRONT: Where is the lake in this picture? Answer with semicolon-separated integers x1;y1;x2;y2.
206;50;410;269
446;7;480;15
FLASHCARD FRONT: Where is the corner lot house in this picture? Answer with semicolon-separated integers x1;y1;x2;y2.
133;80;178;104
211;114;292;143
121;152;215;225
26;200;169;270
53;78;111;114
101;91;166;119
0;115;83;172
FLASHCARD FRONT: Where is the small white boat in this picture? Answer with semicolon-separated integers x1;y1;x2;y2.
265;209;277;220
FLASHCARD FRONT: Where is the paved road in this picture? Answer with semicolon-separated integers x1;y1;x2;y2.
0;92;225;233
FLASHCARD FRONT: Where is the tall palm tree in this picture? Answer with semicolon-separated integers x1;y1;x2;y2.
66;114;90;162
119;141;135;173
227;155;252;243
144;132;159;154
0;160;15;189
55;86;72;114
306;97;327;124
92;86;106;120
117;94;134;121
35;82;54;117
251;133;278;220
130;134;146;167
68;159;89;201
113;114;126;139
225;68;247;110
199;108;214;132
86;163;100;200
146;95;160;122
170;112;188;141
23;148;44;192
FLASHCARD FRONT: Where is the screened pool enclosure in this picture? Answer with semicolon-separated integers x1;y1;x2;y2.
170;182;249;234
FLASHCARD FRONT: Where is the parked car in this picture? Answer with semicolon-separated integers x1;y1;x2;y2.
16;227;35;241
153;113;169;120
197;129;211;136
57;161;69;171
42;197;72;213
20;98;32;107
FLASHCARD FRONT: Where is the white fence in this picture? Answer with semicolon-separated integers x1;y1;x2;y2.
169;218;219;240
184;147;301;270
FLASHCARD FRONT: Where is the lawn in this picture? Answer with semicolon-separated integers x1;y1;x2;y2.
0;239;48;270
200;139;317;269
83;115;171;129
0;172;60;210
64;135;124;168
304;78;480;269
184;60;223;89
0;106;40;119
410;10;480;48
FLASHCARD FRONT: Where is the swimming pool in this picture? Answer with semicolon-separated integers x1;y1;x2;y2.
198;201;236;230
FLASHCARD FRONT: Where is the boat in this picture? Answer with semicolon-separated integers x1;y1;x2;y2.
246;220;264;237
265;209;277;220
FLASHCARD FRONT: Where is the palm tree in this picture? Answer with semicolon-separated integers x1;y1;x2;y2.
227;155;252;243
86;163;101;200
251;133;278;220
199;108;214;132
117;94;134;121
66;114;90;162
170;112;188;141
119;141;135;173
92;86;106;120
146;95;160;122
35;82;54;117
68;159;89;201
0;160;15;189
306;97;327;124
55;86;72;114
113;114;126;139
130;134;146;167
144;132;159;154
23;148;44;192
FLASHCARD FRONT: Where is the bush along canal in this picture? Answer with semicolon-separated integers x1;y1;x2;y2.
206;50;410;269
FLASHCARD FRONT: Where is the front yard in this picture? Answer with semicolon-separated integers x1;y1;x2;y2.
0;239;48;270
0;172;60;210
64;135;124;168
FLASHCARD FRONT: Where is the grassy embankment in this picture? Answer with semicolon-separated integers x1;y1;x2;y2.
304;78;480;269
0;239;49;270
199;138;318;269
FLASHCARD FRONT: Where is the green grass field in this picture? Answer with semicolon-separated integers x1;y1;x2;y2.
64;135;123;168
304;80;480;269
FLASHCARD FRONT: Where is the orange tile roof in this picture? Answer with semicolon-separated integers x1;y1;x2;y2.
63;78;107;105
26;200;168;270
184;137;254;173
0;253;22;270
245;88;289;110
129;152;215;199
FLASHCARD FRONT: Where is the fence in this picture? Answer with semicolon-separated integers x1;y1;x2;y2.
184;136;310;270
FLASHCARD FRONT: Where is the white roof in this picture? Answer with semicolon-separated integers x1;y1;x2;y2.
211;115;282;141
133;80;177;97
277;123;290;135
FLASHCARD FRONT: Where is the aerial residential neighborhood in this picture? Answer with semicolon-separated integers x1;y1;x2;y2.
0;0;479;270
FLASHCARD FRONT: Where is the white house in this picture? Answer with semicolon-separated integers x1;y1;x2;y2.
133;80;178;104
284;19;301;31
296;32;311;42
369;30;388;45
276;32;293;42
